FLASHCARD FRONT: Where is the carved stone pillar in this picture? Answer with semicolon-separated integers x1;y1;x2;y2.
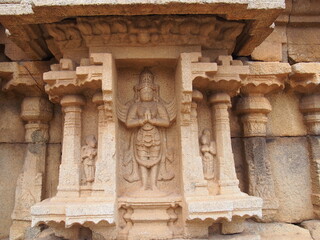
290;62;320;216
176;53;262;239
237;62;290;221
189;90;209;195
237;94;278;221
209;93;241;195
56;95;85;197
31;55;116;235
299;94;320;207
92;92;116;199
10;97;53;240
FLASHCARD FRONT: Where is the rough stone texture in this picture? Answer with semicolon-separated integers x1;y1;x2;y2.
287;27;320;63
231;138;247;193
48;105;62;144
267;137;314;222
0;24;28;61
244;220;313;240
243;137;278;222
0;92;24;143
266;92;307;137
0;143;26;239
300;220;320;240
251;26;286;62
44;144;61;199
210;232;260;240
0;0;319;239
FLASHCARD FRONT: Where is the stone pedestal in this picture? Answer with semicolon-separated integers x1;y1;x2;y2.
118;197;181;240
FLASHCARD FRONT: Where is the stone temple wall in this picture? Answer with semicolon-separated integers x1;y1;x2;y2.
0;0;319;239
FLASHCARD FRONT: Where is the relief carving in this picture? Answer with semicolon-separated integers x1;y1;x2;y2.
81;135;97;185
45;16;244;52
199;129;216;180
117;68;176;195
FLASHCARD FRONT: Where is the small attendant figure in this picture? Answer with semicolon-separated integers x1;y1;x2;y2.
81;135;97;184
200;129;216;180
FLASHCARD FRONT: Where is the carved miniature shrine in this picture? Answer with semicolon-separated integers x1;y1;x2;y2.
0;1;320;240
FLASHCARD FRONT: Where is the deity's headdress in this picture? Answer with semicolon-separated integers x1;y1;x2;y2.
134;67;159;102
136;67;156;90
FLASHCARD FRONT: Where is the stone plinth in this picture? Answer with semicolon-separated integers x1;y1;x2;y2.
118;197;181;240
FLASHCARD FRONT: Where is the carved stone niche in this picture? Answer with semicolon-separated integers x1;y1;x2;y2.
31;50;263;240
116;62;182;239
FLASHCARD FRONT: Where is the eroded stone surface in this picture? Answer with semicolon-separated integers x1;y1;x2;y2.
0;0;319;239
244;221;313;240
267;137;314;222
301;220;320;240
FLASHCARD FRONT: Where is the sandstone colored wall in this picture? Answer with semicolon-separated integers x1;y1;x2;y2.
0;0;319;239
0;92;62;239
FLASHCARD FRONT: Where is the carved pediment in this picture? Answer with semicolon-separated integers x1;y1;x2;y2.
43;15;244;54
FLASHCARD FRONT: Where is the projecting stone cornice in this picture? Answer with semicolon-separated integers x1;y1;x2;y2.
0;0;285;59
191;55;249;96
240;62;291;95
0;61;50;96
289;63;320;94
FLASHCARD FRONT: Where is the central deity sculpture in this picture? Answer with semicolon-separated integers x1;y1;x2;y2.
117;68;176;195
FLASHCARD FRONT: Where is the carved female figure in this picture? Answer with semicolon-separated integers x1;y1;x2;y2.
81;135;97;184
117;68;176;193
200;129;216;180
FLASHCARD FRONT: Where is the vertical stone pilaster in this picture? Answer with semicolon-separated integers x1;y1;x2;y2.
209;93;241;195
299;94;320;216
290;63;320;217
236;62;290;221
189;90;208;195
92;92;116;199
56;95;85;198
10;97;53;240
237;94;279;221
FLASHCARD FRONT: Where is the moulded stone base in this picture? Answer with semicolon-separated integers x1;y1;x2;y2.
31;197;115;228
118;196;182;240
185;194;263;222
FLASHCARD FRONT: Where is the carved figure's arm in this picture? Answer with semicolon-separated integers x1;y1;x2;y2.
201;144;209;154
150;104;170;127
209;141;216;155
126;104;144;128
81;146;87;161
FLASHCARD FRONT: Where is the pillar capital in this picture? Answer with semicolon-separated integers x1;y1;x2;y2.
289;64;320;135
299;94;320;135
21;97;53;123
60;95;86;108
289;63;320;95
241;62;290;96
209;92;231;105
237;95;271;137
92;92;104;106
